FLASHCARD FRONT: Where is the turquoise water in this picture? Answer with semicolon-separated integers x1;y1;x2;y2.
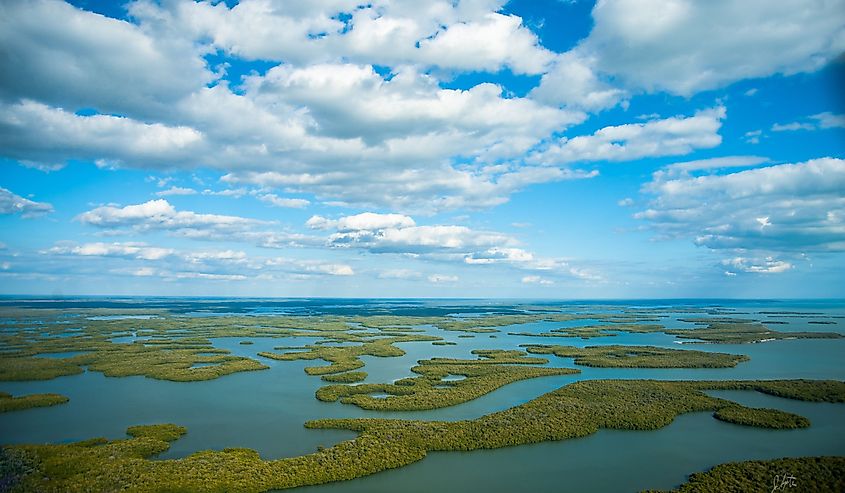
0;299;843;492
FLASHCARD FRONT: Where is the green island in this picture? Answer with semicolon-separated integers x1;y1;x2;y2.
4;307;835;387
644;456;845;492
320;371;368;383
0;309;457;383
0;392;69;413
2;378;842;492
509;323;665;339
521;344;749;368
712;405;810;429
257;334;440;375
5;308;658;384
510;320;842;344
314;349;579;411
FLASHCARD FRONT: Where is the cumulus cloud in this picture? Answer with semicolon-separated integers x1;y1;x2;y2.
262;257;354;277
76;199;263;235
307;212;600;281
129;0;552;74
43;240;355;281
224;166;597;212
415;12;554;74
531;107;725;165
577;0;845;95
328;224;515;254
46;242;175;261
0;100;204;169
307;212;416;232
637;157;845;253
0;0;211;118
314;213;502;256
529;52;626;112
0;186;53;218
156;186;198;197
0;1;593;212
722;257;793;275
257;194;310;209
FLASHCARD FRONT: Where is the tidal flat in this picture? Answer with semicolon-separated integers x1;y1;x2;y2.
0;298;843;492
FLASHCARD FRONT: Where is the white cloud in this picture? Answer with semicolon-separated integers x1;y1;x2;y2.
637;157;845;253
202;188;248;198
0;0;211;118
307;212;600;282
0;1;590;212
46;242;175;261
257;194;310;209
744;130;763;145
465;247;534;264
330;224;516;254
529;52;626;112
428;274;458;283
224;165;597;212
245;62;575;151
183;250;248;264
0;186;53;218
314;212;513;255
531;107;725;165
262;257;355;276
42;240;355;281
76;199;263;235
772;112;845;132
651;156;771;183
415;12;554;74
722;257;793;274
522;275;554;285
156;186;198;197
577;0;845;95
0;100;204;169
307;212;416;232
131;0;551;74
812;112;845;129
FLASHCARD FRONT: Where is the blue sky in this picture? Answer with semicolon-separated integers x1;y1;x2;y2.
1;0;844;298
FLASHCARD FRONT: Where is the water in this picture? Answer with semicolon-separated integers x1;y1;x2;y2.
0;298;843;492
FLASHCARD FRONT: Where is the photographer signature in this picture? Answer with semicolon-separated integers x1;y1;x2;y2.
772;471;797;492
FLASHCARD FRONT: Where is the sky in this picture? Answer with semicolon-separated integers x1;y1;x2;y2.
0;0;844;299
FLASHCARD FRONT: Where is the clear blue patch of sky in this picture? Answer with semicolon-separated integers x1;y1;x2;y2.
66;0;129;20
204;51;280;91
439;69;541;97
502;0;596;53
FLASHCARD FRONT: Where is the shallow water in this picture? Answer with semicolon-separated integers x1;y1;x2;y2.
0;298;843;491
